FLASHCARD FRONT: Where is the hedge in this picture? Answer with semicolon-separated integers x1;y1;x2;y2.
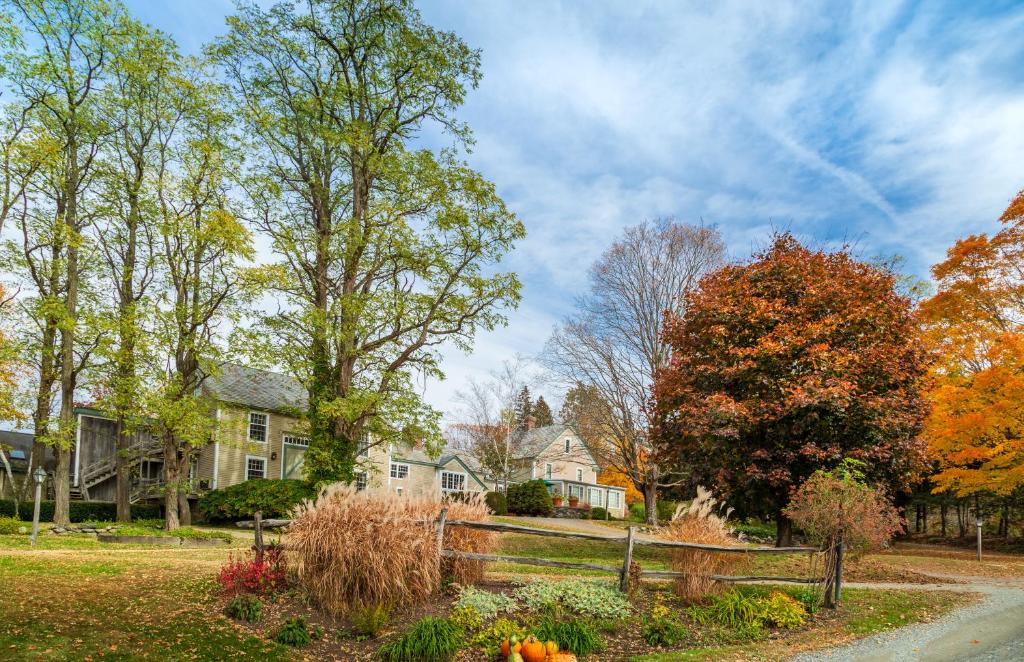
507;480;553;516
0;499;160;522
197;479;316;522
484;491;507;516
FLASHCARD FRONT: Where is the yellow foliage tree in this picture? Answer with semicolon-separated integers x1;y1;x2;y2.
921;190;1024;496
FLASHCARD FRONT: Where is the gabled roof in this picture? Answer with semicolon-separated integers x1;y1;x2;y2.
514;424;575;459
204;364;308;413
393;444;489;489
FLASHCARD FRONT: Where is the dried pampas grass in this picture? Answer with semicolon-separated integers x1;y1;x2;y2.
660;486;739;601
285;485;496;615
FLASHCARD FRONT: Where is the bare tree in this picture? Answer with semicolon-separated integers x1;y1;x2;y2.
543;220;725;524
452;357;535;492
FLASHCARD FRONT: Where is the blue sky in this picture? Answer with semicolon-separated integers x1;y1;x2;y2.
127;0;1024;416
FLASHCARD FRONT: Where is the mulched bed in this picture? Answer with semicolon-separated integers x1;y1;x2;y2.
214;579;833;661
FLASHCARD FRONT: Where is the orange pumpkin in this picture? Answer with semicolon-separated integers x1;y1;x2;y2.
500;638;511;657
512;641;522;654
519;635;546;662
550;653;577;662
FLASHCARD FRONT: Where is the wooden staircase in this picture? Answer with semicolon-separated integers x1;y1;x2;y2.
76;436;164;501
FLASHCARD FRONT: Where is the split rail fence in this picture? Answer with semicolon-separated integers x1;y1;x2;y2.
239;510;846;607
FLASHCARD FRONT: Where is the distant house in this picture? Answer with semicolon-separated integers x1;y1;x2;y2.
512;424;628;518
71;364;491;504
0;429;52;498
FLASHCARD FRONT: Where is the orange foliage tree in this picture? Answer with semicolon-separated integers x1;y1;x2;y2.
920;190;1024;496
655;234;930;545
597;468;644;505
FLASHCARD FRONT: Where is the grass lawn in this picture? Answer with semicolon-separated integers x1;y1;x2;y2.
0;526;987;661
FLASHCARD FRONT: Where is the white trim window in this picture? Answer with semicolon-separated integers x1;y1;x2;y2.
248;412;268;443
608;491;621;510
576;468;583;482
282;434;309;446
245;456;267;480
568;484;584;499
588;487;602;506
564;438;571;454
354;472;367;491
544;463;553;479
440;471;466;494
390;462;409;479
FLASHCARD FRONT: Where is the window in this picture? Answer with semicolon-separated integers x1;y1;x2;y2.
282;434;309;446
609;491;621;509
544;463;552;479
248;412;268;442
568;484;583;499
390;462;409;479
589;487;602;506
245;456;266;480
355;472;367;491
357;434;370;457
441;471;466;493
564;439;570;454
396;487;403;496
10;450;25;460
576;468;583;481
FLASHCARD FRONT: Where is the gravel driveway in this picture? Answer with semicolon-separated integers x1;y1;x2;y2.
790;579;1024;662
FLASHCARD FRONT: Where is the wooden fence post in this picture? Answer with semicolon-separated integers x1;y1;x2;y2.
436;507;449;580
254;511;264;564
619;525;636;593
833;540;844;607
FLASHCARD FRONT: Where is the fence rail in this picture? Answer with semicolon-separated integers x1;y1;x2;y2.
240;511;843;606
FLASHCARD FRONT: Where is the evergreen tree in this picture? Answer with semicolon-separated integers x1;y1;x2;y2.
513;386;532;431
532;395;553;427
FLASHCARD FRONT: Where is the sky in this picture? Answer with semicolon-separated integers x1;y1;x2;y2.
125;0;1024;418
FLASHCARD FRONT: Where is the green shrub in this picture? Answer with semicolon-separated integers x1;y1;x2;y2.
657;499;678;523
454;585;518;619
0;500;159;523
449;606;482;633
0;516;27;534
534;616;603;656
629;502;645;522
350;603;391;638
468;617;526;656
484;491;507;516
197;479;315;522
378;616;462;662
641;602;689;646
506;480;553;516
590;506;608;520
757;591;807;629
512;578;631;620
274;616;313;647
224;595;263;623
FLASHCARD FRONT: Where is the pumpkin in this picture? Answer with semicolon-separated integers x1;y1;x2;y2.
550;653;577;662
500;639;511;657
509;654;524;662
519;635;546;662
513;642;522;654
545;640;559;656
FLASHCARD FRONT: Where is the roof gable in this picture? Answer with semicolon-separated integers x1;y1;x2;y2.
515;424;597;466
204;364;308;414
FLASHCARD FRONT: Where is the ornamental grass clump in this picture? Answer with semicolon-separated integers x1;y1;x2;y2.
408;492;497;584
286;484;496;616
660;486;740;601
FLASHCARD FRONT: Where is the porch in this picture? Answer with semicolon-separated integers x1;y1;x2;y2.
542;479;627;516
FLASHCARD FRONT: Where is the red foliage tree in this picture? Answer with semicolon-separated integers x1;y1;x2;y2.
654;234;930;545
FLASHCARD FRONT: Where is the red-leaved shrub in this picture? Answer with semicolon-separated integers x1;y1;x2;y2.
784;460;903;556
217;544;286;596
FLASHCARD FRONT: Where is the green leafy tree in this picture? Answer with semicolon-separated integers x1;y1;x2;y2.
3;0;123;525
211;0;524;485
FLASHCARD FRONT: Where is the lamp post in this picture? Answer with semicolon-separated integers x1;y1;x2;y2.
976;516;984;562
30;466;46;546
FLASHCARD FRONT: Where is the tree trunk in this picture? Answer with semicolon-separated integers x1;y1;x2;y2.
178;490;191;527
53;449;71;527
163;439;179;531
940;503;947;537
115;417;131;522
922;503;927;533
776;511;794;547
643;481;658;526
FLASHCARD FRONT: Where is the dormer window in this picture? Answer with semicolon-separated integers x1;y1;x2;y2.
564;439;570;454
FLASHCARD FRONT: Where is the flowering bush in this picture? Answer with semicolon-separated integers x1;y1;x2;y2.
784;459;903;555
217;544;286;596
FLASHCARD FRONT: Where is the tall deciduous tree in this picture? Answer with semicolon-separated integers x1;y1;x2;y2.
920;190;1024;498
4;0;121;525
93;18;176;521
149;71;250;530
544;220;725;524
212;0;523;485
655;234;930;545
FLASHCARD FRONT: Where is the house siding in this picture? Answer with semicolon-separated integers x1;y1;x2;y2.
214;405;306;488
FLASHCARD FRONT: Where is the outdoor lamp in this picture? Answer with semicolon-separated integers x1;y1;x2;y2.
33;466;46;485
